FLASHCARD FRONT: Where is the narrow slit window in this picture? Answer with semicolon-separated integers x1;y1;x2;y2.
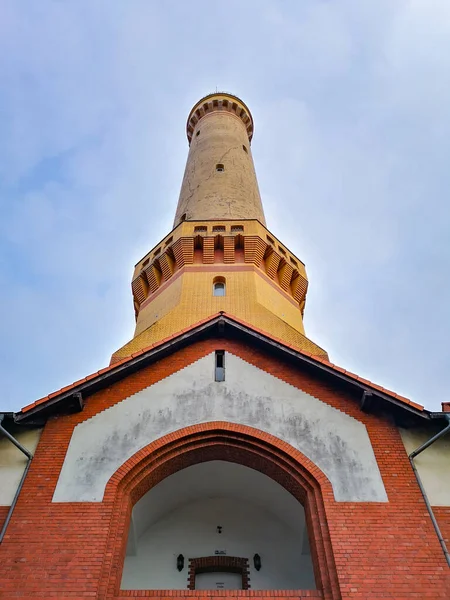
216;164;225;172
215;351;225;382
242;145;248;153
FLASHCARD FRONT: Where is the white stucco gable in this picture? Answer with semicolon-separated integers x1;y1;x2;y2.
52;352;388;503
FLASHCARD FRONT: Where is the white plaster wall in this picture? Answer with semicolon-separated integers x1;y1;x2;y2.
195;572;242;590
0;428;42;505
53;353;387;503
122;497;315;590
400;428;450;506
130;462;306;539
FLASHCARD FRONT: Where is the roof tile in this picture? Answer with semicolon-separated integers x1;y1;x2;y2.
21;401;37;412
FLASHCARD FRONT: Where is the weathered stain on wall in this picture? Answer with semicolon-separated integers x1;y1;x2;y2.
53;353;387;503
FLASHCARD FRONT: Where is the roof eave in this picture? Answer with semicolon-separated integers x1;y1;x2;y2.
14;314;434;425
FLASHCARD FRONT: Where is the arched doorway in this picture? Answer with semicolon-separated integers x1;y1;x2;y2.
99;424;340;600
121;461;315;590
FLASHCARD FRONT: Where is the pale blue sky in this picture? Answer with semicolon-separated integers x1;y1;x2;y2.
1;1;449;412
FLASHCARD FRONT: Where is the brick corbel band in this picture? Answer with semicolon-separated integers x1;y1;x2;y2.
188;556;250;590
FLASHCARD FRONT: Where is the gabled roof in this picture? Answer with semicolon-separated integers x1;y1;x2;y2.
14;311;437;426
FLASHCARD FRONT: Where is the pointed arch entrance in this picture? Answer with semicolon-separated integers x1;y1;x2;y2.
98;423;341;600
122;461;316;590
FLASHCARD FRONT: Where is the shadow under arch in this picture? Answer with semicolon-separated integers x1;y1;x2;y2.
99;422;341;600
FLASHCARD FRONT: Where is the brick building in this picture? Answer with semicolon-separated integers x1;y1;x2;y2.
0;92;449;599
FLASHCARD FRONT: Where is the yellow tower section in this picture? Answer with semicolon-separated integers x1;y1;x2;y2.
111;93;327;363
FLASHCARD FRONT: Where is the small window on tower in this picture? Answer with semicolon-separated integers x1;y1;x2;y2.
242;145;248;153
180;213;187;221
213;278;226;296
213;276;226;296
216;164;225;172
196;130;200;137
215;351;225;382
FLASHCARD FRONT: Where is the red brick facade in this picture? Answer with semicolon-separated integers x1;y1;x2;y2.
0;507;8;528
0;338;449;599
434;507;450;551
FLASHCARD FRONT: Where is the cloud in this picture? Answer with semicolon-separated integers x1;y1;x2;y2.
0;0;449;412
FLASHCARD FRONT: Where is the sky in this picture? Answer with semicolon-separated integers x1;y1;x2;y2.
1;0;449;413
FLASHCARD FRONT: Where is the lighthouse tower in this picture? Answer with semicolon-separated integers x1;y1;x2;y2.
1;93;449;600
112;93;327;362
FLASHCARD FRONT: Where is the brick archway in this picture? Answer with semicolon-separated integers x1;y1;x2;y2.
98;422;341;600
